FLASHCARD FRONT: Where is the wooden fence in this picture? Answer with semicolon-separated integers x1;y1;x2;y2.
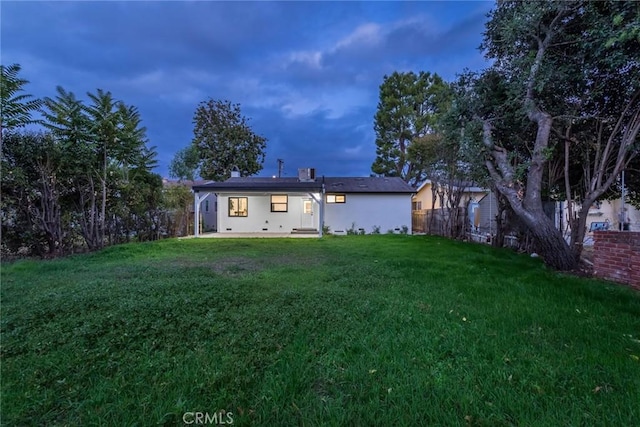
412;208;465;237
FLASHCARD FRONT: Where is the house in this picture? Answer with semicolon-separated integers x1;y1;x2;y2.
468;196;639;244
470;191;499;235
563;198;639;238
412;179;489;235
412;180;488;211
191;169;414;236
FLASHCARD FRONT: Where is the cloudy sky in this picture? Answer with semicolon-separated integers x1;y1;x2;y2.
2;1;493;179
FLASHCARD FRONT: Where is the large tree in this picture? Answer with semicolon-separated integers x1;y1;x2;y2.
41;86;159;251
474;1;640;270
41;86;102;249
371;71;447;187
190;99;267;181
1;131;66;256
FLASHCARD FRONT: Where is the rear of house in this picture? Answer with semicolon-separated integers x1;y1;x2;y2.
323;177;413;234
192;170;414;236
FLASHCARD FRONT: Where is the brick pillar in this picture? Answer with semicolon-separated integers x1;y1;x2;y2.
593;231;639;290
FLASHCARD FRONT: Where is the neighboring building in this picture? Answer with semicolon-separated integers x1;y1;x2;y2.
411;180;490;235
412;180;488;211
469;196;639;243
472;191;499;235
565;199;640;238
191;169;414;236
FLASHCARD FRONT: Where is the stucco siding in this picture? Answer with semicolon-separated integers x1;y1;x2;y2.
217;193;319;233
199;193;217;231
476;192;499;234
566;199;640;234
325;193;412;234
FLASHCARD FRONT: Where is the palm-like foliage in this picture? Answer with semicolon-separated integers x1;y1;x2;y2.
5;69;167;255
0;64;42;133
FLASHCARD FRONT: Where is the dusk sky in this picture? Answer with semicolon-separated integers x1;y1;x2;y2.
2;1;493;179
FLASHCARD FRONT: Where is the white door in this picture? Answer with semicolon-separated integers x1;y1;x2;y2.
301;199;314;228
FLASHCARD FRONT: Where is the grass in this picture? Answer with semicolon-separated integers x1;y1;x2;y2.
2;235;640;426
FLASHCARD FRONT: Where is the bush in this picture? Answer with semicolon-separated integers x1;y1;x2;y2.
346;222;358;235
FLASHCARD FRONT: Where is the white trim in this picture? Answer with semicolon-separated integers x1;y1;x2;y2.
193;192;210;237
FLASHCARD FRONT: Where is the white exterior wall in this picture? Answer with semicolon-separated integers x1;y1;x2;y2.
324;193;412;234
199;193;217;231
563;199;640;235
217;193;320;233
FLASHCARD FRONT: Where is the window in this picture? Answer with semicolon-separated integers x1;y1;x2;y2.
303;200;313;214
205;200;209;212
270;195;288;212
326;194;346;203
228;197;248;217
412;201;422;210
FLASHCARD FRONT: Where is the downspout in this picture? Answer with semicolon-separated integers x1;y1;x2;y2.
194;190;200;237
320;176;325;237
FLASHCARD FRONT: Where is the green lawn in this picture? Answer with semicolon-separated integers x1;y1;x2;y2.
2;235;639;426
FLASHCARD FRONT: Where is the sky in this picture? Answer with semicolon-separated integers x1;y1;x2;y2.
1;1;493;179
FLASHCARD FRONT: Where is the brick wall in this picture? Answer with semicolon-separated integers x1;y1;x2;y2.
593;231;640;290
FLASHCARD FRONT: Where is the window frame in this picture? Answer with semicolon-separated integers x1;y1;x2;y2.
326;194;346;204
228;197;248;217
270;194;288;212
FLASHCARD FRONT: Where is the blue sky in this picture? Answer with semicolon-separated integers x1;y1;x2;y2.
1;1;493;179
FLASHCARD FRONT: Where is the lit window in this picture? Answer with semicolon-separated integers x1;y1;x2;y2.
303;200;313;214
228;197;248;217
271;195;288;212
326;194;346;203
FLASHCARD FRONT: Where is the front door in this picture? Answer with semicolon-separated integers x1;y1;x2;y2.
301;199;314;228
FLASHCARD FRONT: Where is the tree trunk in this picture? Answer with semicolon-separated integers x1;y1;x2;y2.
492;191;507;248
99;147;107;249
429;184;438;234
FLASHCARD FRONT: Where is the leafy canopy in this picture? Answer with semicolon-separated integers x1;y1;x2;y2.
371;71;448;187
190;99;267;181
0;63;42;133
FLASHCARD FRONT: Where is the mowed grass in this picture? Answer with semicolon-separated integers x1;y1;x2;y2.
2;235;639;426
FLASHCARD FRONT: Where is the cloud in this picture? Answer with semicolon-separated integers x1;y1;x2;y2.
286;51;324;70
334;23;383;50
1;1;492;178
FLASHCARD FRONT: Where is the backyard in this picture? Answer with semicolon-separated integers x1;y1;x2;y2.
1;235;639;426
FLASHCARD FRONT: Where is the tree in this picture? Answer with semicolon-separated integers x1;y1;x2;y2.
41;86;159;251
371;71;448;187
1;131;66;256
85;89;120;248
169;144;199;181
161;183;193;237
190;99;267;181
41;86;102;250
0;64;42;144
474;1;640;270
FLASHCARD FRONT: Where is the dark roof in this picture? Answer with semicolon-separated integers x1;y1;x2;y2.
192;177;321;193
324;177;414;193
163;178;213;188
192;176;414;194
